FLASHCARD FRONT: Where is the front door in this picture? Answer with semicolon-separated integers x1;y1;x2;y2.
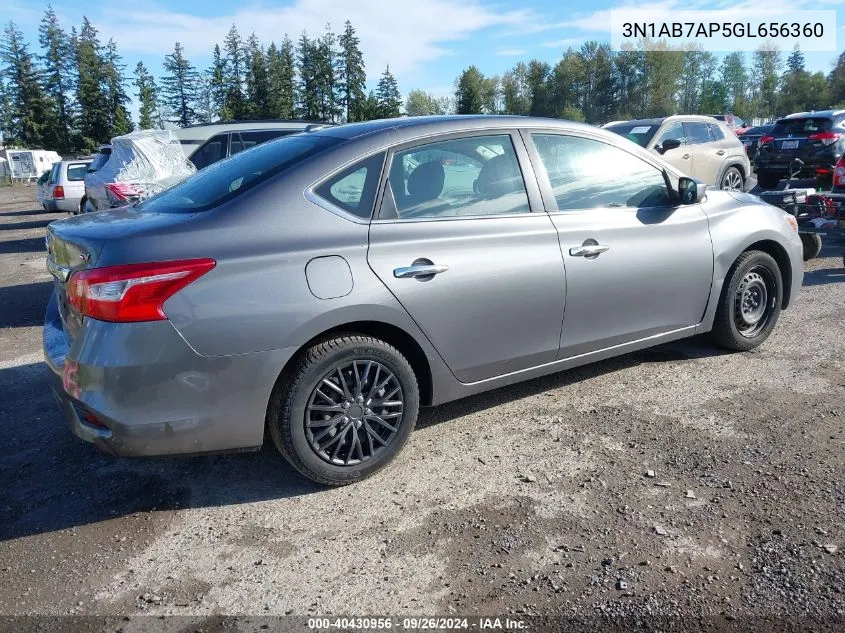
367;132;566;383
525;131;714;358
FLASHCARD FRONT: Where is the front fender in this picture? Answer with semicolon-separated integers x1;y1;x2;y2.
696;191;803;332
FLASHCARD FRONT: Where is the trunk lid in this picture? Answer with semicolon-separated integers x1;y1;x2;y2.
46;207;198;339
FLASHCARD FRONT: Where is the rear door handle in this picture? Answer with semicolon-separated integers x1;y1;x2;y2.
393;263;449;279
569;244;610;257
716;149;726;156
682;153;691;159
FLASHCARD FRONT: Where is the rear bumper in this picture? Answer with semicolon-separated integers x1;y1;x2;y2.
44;198;80;213
43;291;296;457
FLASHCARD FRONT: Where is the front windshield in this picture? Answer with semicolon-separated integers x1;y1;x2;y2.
604;122;658;148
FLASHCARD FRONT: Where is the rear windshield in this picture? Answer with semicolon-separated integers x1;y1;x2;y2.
66;163;89;181
604;122;658;147
770;118;833;137
139;134;342;213
87;148;112;172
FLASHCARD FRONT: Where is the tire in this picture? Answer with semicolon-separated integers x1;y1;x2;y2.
757;172;780;190
268;335;419;486
720;166;744;191
800;233;822;261
710;250;783;352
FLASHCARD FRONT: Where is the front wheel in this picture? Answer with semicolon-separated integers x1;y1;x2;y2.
710;250;783;351
268;335;419;486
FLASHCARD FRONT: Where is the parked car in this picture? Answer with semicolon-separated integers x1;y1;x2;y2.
707;114;749;135
80;145;111;213
175;120;334;170
833;154;845;193
35;169;53;209
738;124;774;162
42;160;92;214
83;130;195;212
604;115;751;191
754;110;845;189
44;115;803;486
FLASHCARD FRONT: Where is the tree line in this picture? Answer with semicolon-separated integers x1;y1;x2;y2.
4;6;845;156
448;41;845;124
0;7;402;154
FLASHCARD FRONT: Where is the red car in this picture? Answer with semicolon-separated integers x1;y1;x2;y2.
707;114;750;135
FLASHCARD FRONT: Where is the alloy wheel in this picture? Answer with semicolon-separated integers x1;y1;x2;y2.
305;360;404;466
722;169;743;191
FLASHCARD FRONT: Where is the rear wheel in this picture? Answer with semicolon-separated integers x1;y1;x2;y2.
720;166;744;191
800;233;822;261
710;250;782;351
268;335;419;486
757;173;780;190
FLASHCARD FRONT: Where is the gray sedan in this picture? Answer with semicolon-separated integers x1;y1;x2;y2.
44;116;803;485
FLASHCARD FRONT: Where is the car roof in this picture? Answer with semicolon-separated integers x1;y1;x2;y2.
61;158;92;164
174;120;334;142
783;110;845;120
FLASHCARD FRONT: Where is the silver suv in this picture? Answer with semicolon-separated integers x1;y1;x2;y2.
605;115;750;191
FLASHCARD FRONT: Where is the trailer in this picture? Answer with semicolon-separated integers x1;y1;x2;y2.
0;149;61;182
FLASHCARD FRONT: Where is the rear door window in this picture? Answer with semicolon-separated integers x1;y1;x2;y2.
708;123;726;141
683;122;711;145
140;135;341;213
66;163;89;181
230;130;296;156
190;134;229;170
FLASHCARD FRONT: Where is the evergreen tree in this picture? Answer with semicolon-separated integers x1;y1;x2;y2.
375;65;401;118
752;43;782;118
223;25;247;119
337;20;366;122
829;51;845;106
501;62;529;115
780;45;809;116
267;37;296;118
103;39;132;136
314;25;339;121
162;42;200;126
613;45;645;119
208;44;229;120
455;65;486;114
550;49;583;117
525;60;551;116
76;17;109;149
0;79;11;143
297;32;319;120
134;61;158;129
720;51;750;118
245;34;271;118
38;5;73;152
360;90;380;121
0;21;51;147
577;42;615;123
194;75;214;124
787;45;805;74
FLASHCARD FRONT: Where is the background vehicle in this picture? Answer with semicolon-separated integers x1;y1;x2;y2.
754;110;845;189
45;116;802;486
42;159;92;214
604;115;751;190
707;114;749;135
81;145;111;212
35;169;53;209
175;120;334;170
83;131;195;211
738;124;773;161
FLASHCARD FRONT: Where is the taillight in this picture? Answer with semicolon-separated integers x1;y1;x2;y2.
52;185;65;199
760;135;775;145
66;259;215;322
104;183;142;208
808;131;842;146
834;157;845;187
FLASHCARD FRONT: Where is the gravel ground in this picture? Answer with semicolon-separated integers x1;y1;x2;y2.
0;184;843;632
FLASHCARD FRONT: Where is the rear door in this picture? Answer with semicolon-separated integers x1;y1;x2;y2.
683;121;721;185
524;131;713;358
366;131;567;383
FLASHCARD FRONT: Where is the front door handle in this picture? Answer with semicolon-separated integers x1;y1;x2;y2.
716;149;726;156
682;153;691;159
569;243;610;257
393;262;449;279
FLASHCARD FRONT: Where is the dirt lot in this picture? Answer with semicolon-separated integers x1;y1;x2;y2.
0;183;843;631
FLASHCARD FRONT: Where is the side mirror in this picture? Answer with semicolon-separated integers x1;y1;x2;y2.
658;138;682;154
678;176;706;204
